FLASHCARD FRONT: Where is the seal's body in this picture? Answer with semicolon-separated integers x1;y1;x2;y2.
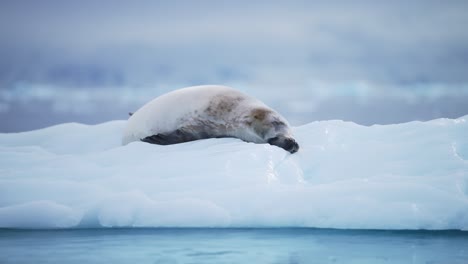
122;85;299;153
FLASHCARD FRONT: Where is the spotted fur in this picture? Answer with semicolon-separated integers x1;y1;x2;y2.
123;85;299;153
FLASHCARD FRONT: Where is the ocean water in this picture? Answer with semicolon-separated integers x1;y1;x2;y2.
1;228;467;264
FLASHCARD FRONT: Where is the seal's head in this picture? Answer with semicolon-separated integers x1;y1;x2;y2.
249;108;299;154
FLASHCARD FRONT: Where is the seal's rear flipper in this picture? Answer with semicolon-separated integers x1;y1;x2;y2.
128;112;134;116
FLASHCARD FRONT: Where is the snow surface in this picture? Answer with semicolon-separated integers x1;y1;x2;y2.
1;116;468;229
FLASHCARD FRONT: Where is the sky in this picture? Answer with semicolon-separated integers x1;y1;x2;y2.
1;0;468;132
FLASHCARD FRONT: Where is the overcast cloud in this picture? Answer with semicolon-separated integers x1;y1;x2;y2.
1;0;468;131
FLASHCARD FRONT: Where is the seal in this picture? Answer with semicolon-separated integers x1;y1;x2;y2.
122;85;299;153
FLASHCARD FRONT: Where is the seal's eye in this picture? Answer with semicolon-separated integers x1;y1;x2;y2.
271;121;283;128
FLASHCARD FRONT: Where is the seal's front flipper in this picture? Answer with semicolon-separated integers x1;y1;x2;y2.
141;134;170;145
141;129;198;145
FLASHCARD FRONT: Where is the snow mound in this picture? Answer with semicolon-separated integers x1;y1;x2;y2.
1;116;468;230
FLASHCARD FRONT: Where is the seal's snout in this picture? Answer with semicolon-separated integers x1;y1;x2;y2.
268;136;299;154
284;138;299;154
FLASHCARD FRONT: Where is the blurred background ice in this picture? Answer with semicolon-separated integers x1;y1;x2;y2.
1;0;468;132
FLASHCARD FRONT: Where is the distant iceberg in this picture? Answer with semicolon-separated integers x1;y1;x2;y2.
0;116;467;230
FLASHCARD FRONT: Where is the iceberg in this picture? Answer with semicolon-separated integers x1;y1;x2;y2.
0;116;467;230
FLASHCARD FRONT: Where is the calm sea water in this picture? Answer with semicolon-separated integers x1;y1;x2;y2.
0;228;467;264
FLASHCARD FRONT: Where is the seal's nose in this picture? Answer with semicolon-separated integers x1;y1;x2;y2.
267;136;299;153
284;138;299;154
